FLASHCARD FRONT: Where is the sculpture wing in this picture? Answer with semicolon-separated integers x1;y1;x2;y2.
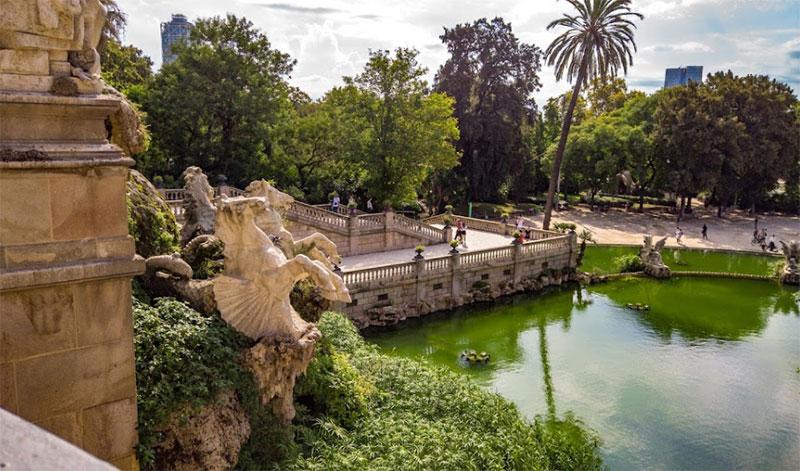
780;240;790;257
655;236;667;252
214;275;273;340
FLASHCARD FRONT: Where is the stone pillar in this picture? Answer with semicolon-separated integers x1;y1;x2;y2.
450;251;462;306
0;9;144;466
568;230;579;268
512;243;523;286
442;225;452;243
414;256;426;305
384;208;395;249
347;215;358;255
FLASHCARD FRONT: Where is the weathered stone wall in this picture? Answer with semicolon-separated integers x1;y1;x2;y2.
0;94;142;469
341;235;577;328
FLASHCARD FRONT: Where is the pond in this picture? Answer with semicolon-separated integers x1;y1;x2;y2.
369;277;800;470
581;245;779;276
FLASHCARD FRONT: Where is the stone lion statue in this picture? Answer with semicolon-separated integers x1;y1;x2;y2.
180;167;217;246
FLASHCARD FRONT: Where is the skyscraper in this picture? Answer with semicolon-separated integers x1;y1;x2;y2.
160;14;192;65
664;66;703;88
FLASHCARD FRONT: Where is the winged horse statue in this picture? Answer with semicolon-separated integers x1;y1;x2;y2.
213;197;351;340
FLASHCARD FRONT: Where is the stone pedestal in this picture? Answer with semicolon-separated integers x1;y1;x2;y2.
0;92;143;469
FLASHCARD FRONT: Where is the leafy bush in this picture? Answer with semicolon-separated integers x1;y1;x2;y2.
289;312;603;470
127;170;180;258
614;254;645;273
553;222;577;233
133;298;252;467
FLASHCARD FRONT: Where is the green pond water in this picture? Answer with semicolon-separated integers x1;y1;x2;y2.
369;277;800;470
581;245;779;275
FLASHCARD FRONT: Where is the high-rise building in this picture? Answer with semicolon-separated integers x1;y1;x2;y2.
664;66;703;88
160;14;192;65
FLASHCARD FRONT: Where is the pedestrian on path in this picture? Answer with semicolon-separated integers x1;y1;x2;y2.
701;224;708;240
330;193;340;213
675;226;684;244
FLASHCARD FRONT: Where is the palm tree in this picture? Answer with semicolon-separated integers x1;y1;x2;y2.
541;0;643;230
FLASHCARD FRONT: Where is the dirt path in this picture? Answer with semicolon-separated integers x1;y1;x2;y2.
526;206;798;252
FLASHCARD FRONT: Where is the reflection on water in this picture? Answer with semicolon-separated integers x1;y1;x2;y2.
370;279;800;470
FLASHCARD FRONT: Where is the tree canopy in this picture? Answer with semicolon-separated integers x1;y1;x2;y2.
436;17;542;202
140;14;294;187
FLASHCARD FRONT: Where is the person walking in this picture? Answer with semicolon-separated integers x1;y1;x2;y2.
701;224;708;240
455;218;465;243
330;193;340;213
768;234;777;252
675;226;684;244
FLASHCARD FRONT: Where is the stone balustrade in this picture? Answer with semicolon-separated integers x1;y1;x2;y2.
423;214;559;240
340;234;577;328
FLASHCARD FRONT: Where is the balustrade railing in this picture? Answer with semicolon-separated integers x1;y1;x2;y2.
342;235;573;287
288;201;348;230
393;213;444;241
356;213;385;229
342;261;417;285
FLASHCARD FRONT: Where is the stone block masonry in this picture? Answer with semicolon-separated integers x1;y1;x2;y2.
0;93;143;469
340;233;578;328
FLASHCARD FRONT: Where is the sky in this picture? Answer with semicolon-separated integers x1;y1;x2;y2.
118;0;800;104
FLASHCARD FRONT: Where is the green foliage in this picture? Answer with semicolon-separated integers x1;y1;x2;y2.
415;244;426;253
126;170;179;257
436;18;542;202
141;14;294;187
553;222;576;233
133;298;252;468
100;38;153;94
290;279;332;323
289;312;602;470
326;48;461;205
614;254;645;273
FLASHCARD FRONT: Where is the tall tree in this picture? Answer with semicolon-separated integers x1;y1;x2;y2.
435;17;542;202
141;15;294;186
586;77;631;116
541;0;643;229
328;48;460;205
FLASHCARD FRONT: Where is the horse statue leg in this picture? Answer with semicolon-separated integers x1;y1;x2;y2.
294;233;341;265
286;254;351;304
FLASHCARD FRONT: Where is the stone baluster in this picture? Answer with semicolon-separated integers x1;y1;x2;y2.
512;242;523;287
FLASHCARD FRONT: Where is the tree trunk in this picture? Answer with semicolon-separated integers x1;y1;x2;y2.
541;60;587;230
677;196;685;222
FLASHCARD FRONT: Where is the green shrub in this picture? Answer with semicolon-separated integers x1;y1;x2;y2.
553;222;577;233
127;170;179;258
614;254;645;273
133;298;252;468
289;312;603;470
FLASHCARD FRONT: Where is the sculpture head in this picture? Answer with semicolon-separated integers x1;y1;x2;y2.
245;180;294;211
182;166;215;200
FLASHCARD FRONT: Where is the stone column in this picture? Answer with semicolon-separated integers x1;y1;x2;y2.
442;225;452;243
450;251;463;307
383;208;395;249
0;8;143;467
512;243;523;286
347;215;358;255
568;230;579;268
414;256;426;305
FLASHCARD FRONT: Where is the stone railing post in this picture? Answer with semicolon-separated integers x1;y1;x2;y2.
568;230;578;268
415;256;426;306
347;215;358;255
450;250;463;306
384;208;395;249
443;225;452;243
513;242;523;286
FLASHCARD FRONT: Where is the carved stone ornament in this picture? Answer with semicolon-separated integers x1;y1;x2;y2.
180;166;217;246
640;234;671;278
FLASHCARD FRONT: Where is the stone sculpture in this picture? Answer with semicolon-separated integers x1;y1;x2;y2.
780;240;799;285
640;235;671;278
0;0;106;93
180;166;217;246
213;197;351;341
245;179;342;270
